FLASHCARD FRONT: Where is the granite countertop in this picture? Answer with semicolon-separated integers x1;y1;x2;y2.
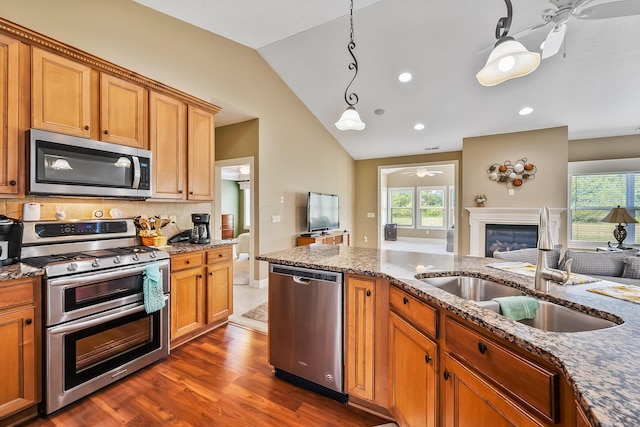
162;240;236;255
257;244;640;427
0;263;45;282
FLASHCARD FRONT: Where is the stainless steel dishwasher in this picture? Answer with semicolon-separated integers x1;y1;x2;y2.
268;264;346;402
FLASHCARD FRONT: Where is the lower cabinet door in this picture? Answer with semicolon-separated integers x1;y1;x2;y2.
206;261;233;323
170;267;205;339
0;306;37;418
388;312;437;427
442;354;545;427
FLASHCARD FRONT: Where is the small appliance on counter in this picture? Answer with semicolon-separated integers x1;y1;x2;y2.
191;213;211;244
22;202;41;221
0;215;24;266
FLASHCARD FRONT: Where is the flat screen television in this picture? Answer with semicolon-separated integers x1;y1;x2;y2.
307;192;340;233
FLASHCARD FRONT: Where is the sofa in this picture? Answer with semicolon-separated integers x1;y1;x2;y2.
493;246;640;285
236;232;250;257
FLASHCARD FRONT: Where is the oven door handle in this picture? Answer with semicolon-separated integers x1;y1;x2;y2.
49;297;167;335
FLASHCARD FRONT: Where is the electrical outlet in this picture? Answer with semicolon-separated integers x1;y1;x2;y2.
272;215;281;223
364;236;368;243
425;230;429;235
169;215;177;223
367;212;375;218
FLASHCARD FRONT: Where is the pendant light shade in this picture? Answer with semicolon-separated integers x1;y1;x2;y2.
476;37;541;86
335;106;365;130
477;0;540;86
335;0;365;131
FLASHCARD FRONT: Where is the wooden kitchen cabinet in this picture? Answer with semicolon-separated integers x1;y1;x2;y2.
32;47;93;138
206;246;233;324
170;247;233;348
150;91;186;199
100;73;147;148
344;274;389;412
187;106;215;200
0;34;20;197
389;311;437;427
169;252;205;344
442;354;545;427
0;277;40;426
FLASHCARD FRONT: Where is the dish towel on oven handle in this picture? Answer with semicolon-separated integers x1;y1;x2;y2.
143;264;165;314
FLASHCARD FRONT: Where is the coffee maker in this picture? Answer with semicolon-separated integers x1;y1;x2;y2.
190;213;211;244
0;215;24;266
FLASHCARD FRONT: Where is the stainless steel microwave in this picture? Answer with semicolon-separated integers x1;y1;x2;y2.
28;129;152;198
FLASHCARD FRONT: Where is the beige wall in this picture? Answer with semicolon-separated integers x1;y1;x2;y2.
354;152;462;249
569;134;640;161
1;0;355;282
460;127;569;255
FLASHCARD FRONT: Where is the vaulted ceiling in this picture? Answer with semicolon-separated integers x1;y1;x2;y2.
133;0;640;160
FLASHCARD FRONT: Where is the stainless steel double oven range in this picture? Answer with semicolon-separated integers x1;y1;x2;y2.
21;219;170;414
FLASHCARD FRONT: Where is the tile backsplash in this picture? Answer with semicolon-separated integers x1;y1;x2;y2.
1;197;213;236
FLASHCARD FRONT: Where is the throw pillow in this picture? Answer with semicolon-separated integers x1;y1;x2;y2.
622;256;640;279
561;250;629;277
493;245;562;269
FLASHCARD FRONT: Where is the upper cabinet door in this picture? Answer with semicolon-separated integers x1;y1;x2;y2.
187;106;215;201
150;91;186;199
100;73;148;148
32;47;92;137
0;34;20;196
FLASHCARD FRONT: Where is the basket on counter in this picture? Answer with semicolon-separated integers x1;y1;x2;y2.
141;235;168;247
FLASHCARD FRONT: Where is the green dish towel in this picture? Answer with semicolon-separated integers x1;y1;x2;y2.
143;264;165;314
492;296;539;321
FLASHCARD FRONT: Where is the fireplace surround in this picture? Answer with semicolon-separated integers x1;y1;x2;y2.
466;207;564;257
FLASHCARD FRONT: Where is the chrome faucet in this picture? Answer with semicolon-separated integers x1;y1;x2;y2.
534;206;573;292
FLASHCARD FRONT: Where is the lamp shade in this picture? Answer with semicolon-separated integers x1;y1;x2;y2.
601;205;638;224
335;106;365;131
476;37;541;86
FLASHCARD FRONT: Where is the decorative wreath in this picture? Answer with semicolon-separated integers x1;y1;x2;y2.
487;158;536;188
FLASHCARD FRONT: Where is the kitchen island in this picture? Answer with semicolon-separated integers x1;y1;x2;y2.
257;244;640;427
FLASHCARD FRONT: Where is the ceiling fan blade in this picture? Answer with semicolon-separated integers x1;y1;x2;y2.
541;23;566;59
577;0;640;20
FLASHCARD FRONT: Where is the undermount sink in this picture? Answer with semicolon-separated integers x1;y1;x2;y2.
516;301;619;333
420;276;525;301
420;275;620;333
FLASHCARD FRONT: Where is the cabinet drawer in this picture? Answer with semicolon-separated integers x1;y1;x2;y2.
207;247;232;264
445;317;558;422
0;278;35;310
171;252;204;271
390;286;437;338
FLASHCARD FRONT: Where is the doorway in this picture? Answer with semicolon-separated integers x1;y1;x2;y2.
214;158;267;334
379;161;458;254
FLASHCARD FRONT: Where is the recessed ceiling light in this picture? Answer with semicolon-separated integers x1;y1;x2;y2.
374;108;386;115
398;72;412;83
414;123;425;130
519;107;534;116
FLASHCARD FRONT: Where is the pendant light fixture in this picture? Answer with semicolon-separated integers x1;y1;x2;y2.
335;0;365;131
476;0;540;86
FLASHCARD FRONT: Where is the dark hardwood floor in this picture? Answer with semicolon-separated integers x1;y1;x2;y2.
25;324;388;427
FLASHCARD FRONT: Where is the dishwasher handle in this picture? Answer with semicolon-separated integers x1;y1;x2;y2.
293;276;312;285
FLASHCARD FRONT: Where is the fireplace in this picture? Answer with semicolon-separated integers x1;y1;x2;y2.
466;207;564;257
485;224;538;257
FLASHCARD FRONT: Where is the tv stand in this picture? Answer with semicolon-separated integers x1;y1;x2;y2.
297;231;351;247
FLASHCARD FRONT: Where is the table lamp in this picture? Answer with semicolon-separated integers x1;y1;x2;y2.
601;205;638;248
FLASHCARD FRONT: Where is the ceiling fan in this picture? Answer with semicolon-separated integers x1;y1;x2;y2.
401;168;444;178
525;0;640;59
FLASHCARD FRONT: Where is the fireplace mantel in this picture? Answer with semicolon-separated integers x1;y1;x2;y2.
465;207;565;257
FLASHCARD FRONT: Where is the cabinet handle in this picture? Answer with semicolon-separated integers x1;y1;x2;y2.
478;342;488;355
104;129;109;135
209;272;213;276
186;260;191;264
197;274;203;279
443;371;451;380
190;191;194;195
366;290;371;297
178;190;183;194
9;180;16;186
425;354;432;364
403;297;409;305
25;318;33;325
84;125;90;130
218;253;223;258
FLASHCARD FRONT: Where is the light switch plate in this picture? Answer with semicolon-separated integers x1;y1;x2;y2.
509;189;515;196
272;215;281;223
367;212;376;218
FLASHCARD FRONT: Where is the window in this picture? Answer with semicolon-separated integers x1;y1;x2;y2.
243;188;251;229
389;188;413;226
569;159;640;246
417;186;445;229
